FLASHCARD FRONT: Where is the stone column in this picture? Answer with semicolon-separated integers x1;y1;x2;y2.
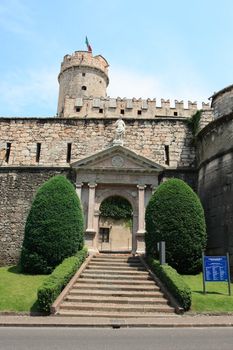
75;182;83;199
136;184;146;253
137;185;146;234
86;183;97;233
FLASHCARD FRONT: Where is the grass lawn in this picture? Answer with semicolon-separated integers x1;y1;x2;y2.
182;273;233;312
0;265;48;312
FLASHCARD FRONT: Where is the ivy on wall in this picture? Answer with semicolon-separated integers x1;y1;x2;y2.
100;196;133;220
186;110;202;144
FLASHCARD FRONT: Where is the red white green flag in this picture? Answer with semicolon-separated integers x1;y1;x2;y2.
85;36;92;53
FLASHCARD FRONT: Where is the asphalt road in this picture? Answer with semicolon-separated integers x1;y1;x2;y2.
0;327;233;350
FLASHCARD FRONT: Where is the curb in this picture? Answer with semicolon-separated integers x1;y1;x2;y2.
1;315;233;328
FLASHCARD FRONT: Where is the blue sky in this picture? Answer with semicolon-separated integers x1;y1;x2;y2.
0;0;233;116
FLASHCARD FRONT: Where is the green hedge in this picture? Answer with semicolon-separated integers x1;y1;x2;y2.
147;257;192;311
145;178;206;274
21;175;84;274
37;248;87;313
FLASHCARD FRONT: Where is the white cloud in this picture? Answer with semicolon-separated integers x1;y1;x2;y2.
108;67;162;99
0;67;58;116
108;66;211;108
0;0;34;36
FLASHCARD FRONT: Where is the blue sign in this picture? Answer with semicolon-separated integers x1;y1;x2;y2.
204;256;229;282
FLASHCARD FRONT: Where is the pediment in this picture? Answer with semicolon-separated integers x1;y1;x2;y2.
71;146;164;173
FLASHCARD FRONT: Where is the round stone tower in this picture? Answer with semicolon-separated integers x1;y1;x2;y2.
197;84;233;272
57;51;109;117
210;84;233;119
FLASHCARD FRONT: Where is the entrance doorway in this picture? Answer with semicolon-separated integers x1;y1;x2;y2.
98;196;133;252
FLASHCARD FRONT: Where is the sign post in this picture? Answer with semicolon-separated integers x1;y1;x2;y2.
203;253;231;296
157;241;166;265
202;252;206;294
227;252;231;296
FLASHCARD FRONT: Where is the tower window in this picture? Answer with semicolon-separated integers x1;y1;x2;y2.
66;143;72;163
81;86;87;91
36;143;41;163
137;110;142;115
164;145;170;165
120;109;125;115
82;73;86;77
174;111;178;116
5;143;11;163
99;108;103;114
75;107;81;112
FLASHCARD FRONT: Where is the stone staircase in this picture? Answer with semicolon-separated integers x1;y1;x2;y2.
55;254;176;317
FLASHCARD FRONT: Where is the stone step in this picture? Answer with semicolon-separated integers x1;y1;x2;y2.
88;259;143;267
87;265;143;270
82;270;148;276
69;289;164;298
94;254;135;257
80;273;152;281
60;301;174;313
93;257;139;262
72;283;160;291
54;254;176;318
77;278;155;285
58;309;177;318
91;256;140;261
86;265;146;271
65;295;168;305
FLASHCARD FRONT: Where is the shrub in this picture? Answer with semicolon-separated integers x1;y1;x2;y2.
99;196;132;219
37;247;87;313
145;178;206;274
147;257;192;311
20;175;84;274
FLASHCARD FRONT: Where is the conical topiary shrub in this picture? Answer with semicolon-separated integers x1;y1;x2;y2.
20;175;84;274
145;178;206;274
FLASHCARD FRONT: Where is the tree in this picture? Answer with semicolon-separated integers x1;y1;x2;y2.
20;175;84;274
145;178;206;274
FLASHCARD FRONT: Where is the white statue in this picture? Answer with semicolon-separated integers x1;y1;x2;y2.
113;118;125;145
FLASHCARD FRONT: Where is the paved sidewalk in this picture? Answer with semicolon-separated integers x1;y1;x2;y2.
0;314;233;328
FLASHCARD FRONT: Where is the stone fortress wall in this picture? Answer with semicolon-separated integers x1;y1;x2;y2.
0;168;71;265
62;95;211;119
0;117;197;168
2;49;230;266
0;49;213;170
197;85;233;267
0;112;206;265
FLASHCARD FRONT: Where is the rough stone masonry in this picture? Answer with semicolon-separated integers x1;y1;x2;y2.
0;50;232;270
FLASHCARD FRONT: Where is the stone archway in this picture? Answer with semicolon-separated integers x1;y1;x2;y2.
71;144;164;254
98;195;133;252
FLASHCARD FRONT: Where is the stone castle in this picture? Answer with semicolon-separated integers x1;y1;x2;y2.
0;50;232;270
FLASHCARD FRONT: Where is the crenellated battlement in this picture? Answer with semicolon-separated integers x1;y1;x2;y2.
58;51;212;120
59;51;109;78
63;95;211;119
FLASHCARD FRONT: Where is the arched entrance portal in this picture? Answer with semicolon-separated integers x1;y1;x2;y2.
71;144;164;254
98;196;133;252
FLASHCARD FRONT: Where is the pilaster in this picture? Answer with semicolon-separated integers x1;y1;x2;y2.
86;183;97;233
75;182;83;199
136;184;146;253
